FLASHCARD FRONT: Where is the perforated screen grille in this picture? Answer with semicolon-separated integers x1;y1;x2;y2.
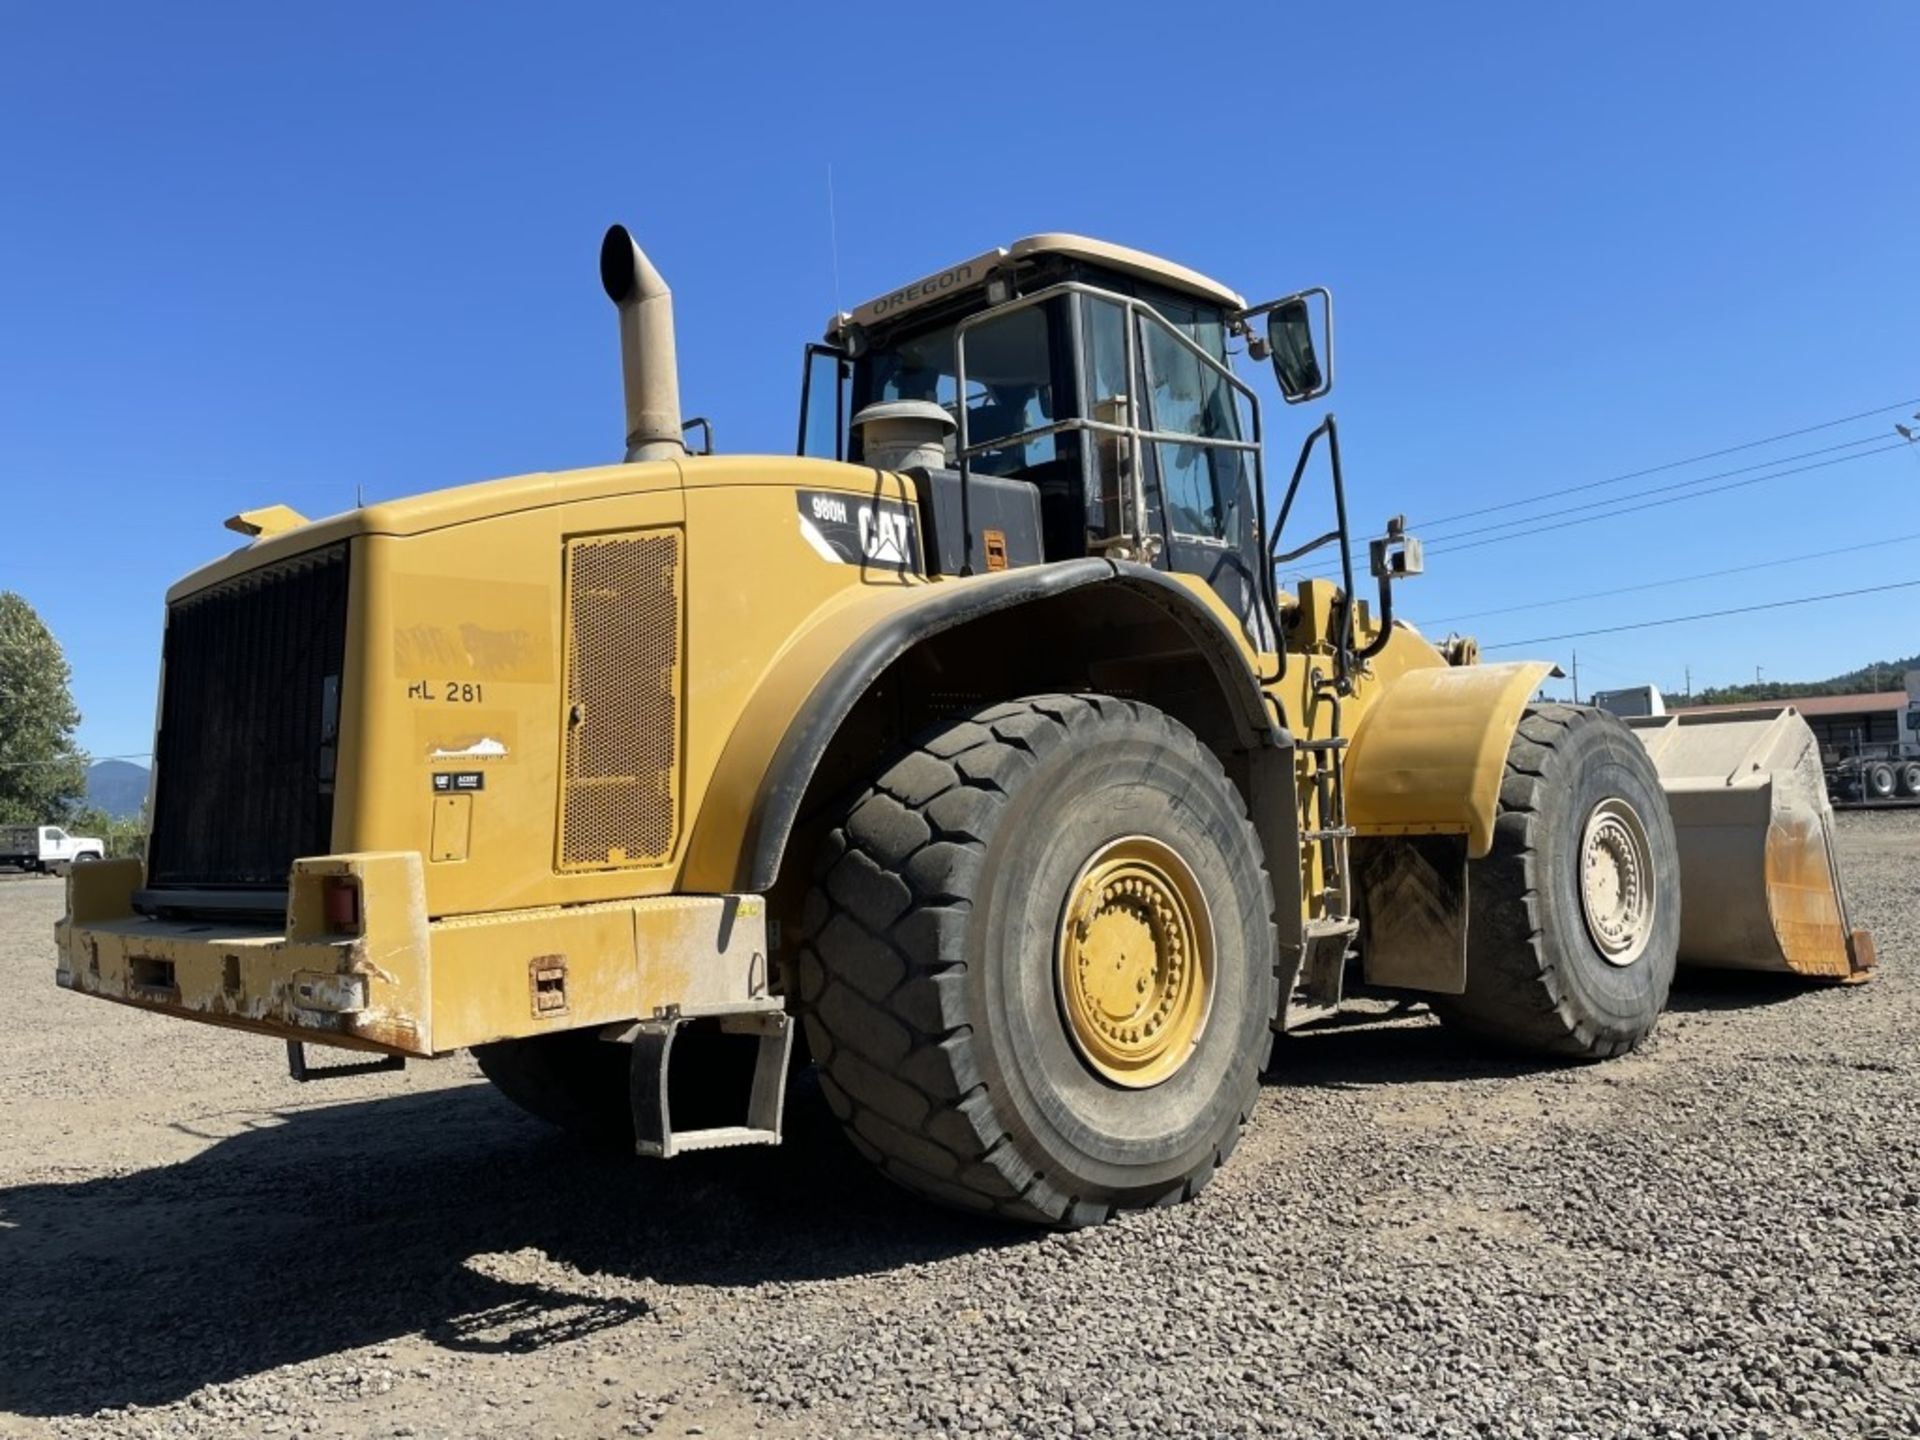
558;530;683;870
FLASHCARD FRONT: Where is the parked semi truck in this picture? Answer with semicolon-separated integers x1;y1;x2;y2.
55;226;1874;1225
1826;670;1920;802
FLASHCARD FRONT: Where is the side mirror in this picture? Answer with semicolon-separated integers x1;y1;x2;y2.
1247;287;1334;404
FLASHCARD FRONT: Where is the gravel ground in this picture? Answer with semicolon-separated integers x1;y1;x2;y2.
2;812;1917;1440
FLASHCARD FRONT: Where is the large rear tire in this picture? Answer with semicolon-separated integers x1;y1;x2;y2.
472;1031;634;1143
797;694;1276;1227
1865;761;1897;800
1435;704;1680;1060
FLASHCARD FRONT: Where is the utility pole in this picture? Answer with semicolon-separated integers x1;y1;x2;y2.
1755;665;1764;688
1571;649;1580;704
1684;664;1692;703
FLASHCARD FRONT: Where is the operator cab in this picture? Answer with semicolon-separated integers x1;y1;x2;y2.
798;235;1278;647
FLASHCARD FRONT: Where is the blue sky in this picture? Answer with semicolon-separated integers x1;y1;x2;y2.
4;2;1918;760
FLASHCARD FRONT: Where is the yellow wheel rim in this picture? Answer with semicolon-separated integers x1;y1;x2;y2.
1056;836;1215;1089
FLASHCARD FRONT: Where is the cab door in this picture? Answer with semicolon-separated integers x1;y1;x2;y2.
1132;310;1272;650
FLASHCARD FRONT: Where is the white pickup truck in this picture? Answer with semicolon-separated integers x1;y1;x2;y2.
0;824;106;874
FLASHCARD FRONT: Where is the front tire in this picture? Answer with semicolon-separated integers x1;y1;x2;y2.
1435;704;1680;1060
798;694;1276;1226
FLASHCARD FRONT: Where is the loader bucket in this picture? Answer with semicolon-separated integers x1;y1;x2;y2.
1625;707;1874;981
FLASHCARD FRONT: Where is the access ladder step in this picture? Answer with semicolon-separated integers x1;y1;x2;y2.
628;1009;792;1159
1299;917;1360;1007
658;1125;783;1153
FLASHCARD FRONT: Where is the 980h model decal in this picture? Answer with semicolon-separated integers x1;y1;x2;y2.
796;489;920;572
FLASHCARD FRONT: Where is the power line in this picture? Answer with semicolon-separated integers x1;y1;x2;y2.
1481;577;1920;651
1307;427;1909;574
1426;442;1911;557
1412;397;1920;531
1427;528;1920;626
1421;432;1895;545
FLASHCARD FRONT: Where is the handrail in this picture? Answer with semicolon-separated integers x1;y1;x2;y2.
1268;415;1362;689
1273;528;1343;566
959;415;1262;452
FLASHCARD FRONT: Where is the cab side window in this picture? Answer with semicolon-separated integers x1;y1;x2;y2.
798;345;851;460
867;314;1061;477
1139;314;1245;545
955;305;1058;475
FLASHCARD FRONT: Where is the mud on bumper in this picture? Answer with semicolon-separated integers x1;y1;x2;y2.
55;854;773;1057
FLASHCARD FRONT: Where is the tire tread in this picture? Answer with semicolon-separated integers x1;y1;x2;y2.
1436;704;1669;1060
799;693;1265;1226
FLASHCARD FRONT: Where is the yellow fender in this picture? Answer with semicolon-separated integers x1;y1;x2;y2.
682;560;1277;894
1345;661;1557;858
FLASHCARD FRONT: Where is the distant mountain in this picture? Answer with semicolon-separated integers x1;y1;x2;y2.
86;759;150;819
1694;653;1920;708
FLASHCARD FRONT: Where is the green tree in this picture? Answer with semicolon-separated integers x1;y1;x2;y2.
1695;653;1920;708
0;592;89;824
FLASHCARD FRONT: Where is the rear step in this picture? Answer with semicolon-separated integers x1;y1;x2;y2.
285;1040;406;1082
625;1010;793;1157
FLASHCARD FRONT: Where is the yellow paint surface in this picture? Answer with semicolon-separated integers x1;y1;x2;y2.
1344;661;1556;857
70;448;1578;1048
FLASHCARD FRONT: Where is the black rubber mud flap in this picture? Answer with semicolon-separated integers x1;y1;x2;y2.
1354;834;1469;995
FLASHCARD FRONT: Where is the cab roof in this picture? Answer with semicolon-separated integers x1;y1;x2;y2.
831;233;1245;338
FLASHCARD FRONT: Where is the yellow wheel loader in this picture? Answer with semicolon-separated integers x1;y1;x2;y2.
55;226;1875;1225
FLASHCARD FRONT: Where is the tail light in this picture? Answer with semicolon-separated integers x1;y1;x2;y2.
322;877;361;935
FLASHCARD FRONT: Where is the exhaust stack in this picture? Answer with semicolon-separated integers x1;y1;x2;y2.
599;224;687;462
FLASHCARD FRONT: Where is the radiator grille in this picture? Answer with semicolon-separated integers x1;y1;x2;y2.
147;544;350;890
558;530;683;870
